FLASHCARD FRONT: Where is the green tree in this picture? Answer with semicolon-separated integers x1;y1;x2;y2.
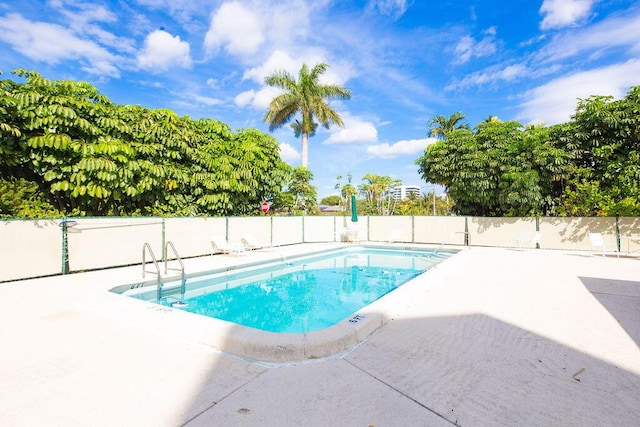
263;62;351;167
0;69;290;217
0;178;63;218
320;195;341;206
552;86;640;216
394;192;452;216
417;120;568;216
285;166;318;214
358;173;401;215
428;112;469;139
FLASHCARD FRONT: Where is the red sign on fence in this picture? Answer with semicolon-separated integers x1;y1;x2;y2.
260;201;270;213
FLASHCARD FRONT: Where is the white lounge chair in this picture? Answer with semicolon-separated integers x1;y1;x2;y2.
515;230;541;248
589;232;617;257
211;235;245;255
241;233;273;251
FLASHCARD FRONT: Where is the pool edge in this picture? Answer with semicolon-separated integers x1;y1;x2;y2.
82;244;463;363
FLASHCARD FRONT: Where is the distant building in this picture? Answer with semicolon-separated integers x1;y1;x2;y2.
392;185;421;200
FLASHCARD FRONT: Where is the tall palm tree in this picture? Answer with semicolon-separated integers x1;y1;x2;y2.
428;112;469;139
264;62;351;167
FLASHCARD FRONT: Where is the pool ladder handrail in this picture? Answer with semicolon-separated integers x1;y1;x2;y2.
142;242;162;291
163;241;186;301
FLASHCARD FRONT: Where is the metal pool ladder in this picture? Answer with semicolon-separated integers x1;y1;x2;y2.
162;241;186;303
142;242;186;303
142;242;162;290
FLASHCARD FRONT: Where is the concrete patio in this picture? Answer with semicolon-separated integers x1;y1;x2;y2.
1;245;639;426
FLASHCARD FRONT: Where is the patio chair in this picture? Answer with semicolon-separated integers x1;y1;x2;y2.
241;233;274;251
515;230;541;248
589;232;617;257
211;235;245;255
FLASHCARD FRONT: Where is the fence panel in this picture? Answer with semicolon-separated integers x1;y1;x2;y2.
413;216;467;245
618;217;640;255
67;218;163;272
0;219;61;282
272;216;304;246
303;216;336;242
227;217;272;247
367;216;413;242
468;217;536;247
539;217;617;251
165;217;226;258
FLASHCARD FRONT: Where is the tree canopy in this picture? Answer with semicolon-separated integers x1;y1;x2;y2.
417;86;640;216
0;69;290;217
428;112;469;139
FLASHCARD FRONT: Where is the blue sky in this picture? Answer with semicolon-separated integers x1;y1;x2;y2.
1;0;639;200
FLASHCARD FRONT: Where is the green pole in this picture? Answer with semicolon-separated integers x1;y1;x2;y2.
351;195;358;222
61;217;68;275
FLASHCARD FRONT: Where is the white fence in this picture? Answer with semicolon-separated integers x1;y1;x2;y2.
1;215;639;282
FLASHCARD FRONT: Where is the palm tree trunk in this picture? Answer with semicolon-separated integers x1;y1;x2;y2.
301;132;309;167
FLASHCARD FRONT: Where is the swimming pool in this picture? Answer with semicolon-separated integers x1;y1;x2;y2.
121;246;454;334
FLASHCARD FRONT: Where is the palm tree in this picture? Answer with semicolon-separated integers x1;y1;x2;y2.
428;112;469;139
264;62;351;167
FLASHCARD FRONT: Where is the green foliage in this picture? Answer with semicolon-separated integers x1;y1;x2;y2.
417;120;569;216
0;70;290;217
264;62;351;167
281;166;318;214
418;86;640;217
394;193;453;216
358;173;401;215
320;195;341;206
428;112;469;139
0;179;65;218
551;86;640;216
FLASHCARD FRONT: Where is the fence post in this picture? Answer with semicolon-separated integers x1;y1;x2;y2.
464;217;469;246
61;217;68;275
411;215;415;243
161;217;166;261
615;215;620;252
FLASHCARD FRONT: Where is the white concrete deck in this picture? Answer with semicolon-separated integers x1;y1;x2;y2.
1;244;639;426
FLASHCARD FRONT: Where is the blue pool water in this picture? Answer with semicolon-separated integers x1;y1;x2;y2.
125;247;454;333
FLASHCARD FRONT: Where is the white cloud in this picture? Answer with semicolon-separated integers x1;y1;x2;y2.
324;114;378;144
137;30;192;71
54;2;136;54
539;0;595;30
234;90;255;108
367;138;437;159
204;1;313;59
453;28;498;65
446;64;527;91
537;12;640;63
279;142;300;163
0;13;121;76
242;50;354;86
516;59;640;125
188;94;223;106
367;0;411;19
234;86;281;110
242;50;304;83
204;1;264;56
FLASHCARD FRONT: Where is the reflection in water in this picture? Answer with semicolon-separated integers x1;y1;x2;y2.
172;266;421;333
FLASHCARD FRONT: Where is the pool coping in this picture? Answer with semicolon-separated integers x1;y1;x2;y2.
85;243;463;363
